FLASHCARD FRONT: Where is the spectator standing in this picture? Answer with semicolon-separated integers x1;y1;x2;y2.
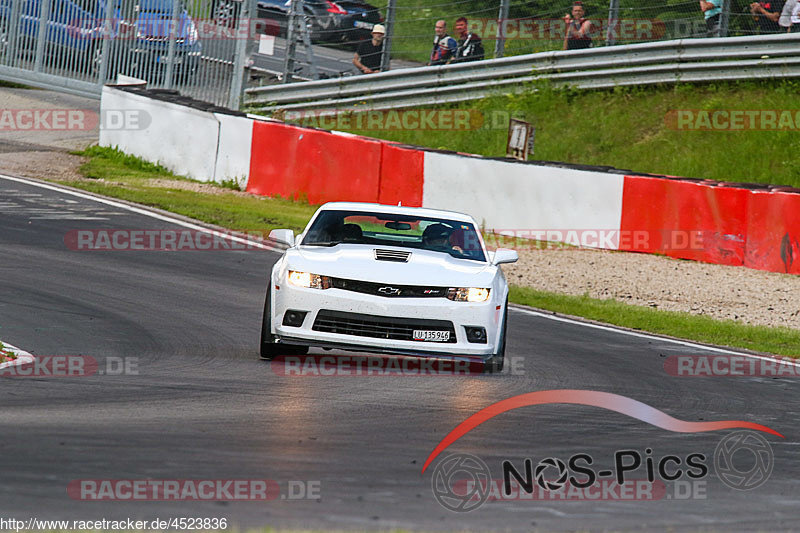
699;0;723;36
563;1;593;50
428;20;458;66
778;0;798;30
750;0;785;33
353;24;386;74
452;17;485;63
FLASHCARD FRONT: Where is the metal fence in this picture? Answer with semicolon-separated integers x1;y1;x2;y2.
374;0;797;65
244;33;800;113
2;0;797;109
0;0;255;107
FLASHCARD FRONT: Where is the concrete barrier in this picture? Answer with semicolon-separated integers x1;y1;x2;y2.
100;86;219;182
422;152;625;247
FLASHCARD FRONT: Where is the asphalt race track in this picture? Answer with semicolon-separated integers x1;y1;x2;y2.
1;174;798;531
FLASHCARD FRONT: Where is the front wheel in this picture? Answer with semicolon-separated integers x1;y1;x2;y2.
482;300;507;374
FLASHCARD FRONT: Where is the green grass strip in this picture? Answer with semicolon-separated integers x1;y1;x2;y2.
69;146;317;233
510;286;800;357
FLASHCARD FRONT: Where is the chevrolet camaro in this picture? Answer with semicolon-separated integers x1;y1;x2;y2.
259;202;518;372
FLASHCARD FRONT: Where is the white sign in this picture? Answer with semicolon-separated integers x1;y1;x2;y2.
258;34;276;56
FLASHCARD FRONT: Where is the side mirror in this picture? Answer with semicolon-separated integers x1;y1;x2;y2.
492;248;518;265
269;229;295;247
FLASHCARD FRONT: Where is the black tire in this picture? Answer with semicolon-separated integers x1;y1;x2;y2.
483;300;507;374
259;283;308;360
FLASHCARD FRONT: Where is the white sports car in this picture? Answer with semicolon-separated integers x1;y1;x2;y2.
260;202;518;372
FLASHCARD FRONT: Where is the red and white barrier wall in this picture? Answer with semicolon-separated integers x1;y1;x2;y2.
100;85;800;275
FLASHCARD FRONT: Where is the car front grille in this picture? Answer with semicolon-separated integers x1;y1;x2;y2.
312;310;457;343
329;277;447;298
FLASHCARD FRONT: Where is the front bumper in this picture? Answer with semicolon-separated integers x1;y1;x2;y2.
271;282;502;358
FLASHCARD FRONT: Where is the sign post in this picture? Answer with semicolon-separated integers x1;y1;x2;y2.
506;118;535;160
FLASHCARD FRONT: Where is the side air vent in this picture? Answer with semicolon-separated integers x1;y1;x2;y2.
374;249;411;263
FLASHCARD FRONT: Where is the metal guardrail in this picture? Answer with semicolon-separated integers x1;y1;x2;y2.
244;33;800;113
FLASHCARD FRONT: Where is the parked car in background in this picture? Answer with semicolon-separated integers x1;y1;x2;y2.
0;0;201;82
212;0;382;46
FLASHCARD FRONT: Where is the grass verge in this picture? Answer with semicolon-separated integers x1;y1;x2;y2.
0;79;36;89
67;146;317;233
286;79;800;189
50;145;800;357
510;286;800;357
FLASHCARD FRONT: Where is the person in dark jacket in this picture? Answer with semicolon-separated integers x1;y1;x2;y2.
353;24;386;74
452;17;485;63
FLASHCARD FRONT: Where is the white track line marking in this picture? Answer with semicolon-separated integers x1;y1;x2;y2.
511;306;800;367
4;173;797;368
0;174;276;251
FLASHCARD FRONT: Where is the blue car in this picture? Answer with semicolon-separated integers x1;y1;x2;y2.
0;0;201;81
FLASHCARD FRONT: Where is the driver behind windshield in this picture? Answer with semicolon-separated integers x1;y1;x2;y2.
422;224;463;253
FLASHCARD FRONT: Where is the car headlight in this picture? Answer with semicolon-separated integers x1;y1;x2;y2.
447;287;490;302
288;271;331;289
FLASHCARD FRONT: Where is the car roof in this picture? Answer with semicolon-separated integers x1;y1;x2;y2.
316;202;477;224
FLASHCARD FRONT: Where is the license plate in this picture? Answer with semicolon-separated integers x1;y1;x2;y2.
413;330;450;342
354;20;374;29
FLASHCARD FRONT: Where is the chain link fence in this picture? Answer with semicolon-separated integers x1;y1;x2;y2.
254;0;798;84
0;0;793;105
374;0;795;64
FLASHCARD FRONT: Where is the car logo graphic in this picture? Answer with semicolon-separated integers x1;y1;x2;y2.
378;286;401;295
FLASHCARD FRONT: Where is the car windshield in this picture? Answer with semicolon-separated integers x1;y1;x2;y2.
302;210;486;262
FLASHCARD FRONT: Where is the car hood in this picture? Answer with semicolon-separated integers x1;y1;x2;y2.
286;245;496;286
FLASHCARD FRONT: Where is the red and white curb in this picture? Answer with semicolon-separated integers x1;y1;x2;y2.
0;342;35;370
